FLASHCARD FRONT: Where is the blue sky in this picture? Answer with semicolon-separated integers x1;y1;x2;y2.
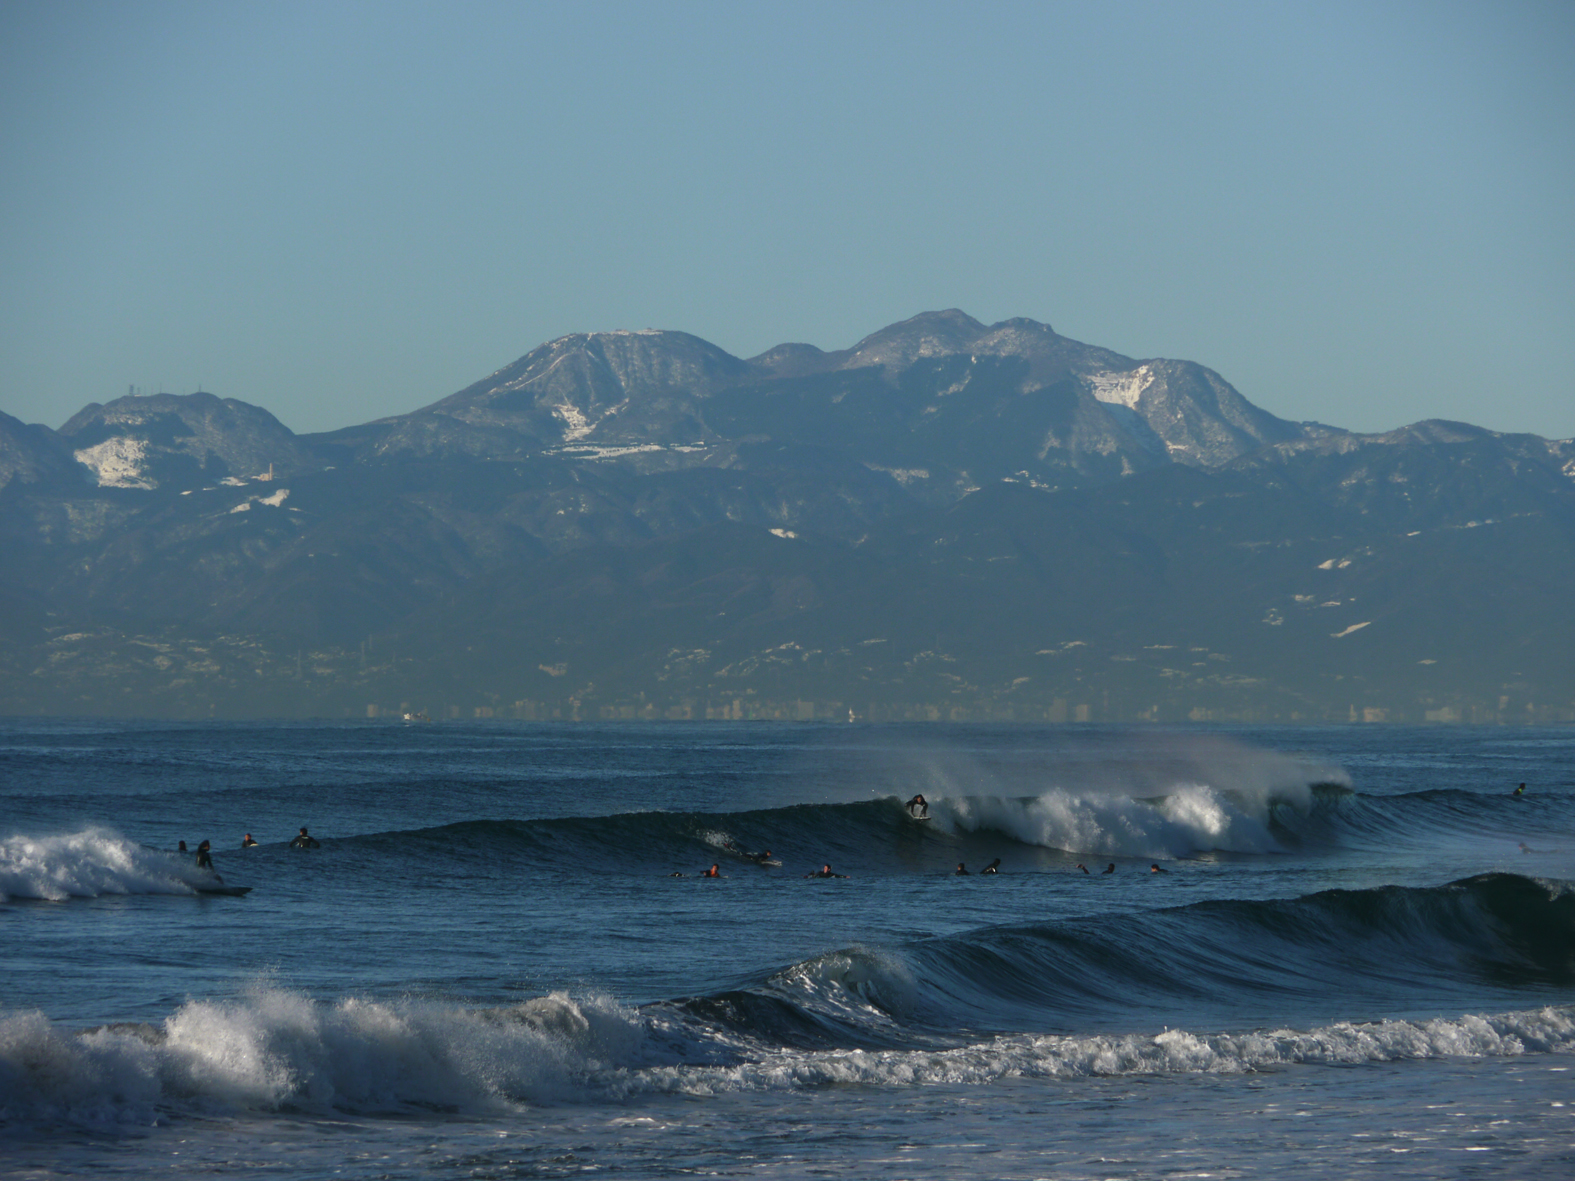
2;0;1571;437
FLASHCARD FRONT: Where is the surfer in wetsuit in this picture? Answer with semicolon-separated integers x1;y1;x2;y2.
290;826;320;849
1074;863;1089;874
241;833;258;848
746;850;774;865
954;862;970;875
702;864;721;878
195;840;214;870
1150;863;1169;873
1101;863;1115;874
981;858;1001;874
1513;783;1526;797
807;864;847;878
905;794;929;819
178;840;188;854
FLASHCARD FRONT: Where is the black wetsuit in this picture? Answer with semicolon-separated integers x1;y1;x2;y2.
290;834;320;849
195;847;213;870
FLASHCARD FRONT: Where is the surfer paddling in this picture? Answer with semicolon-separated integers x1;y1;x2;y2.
1513;783;1526;797
1101;863;1116;874
702;864;721;878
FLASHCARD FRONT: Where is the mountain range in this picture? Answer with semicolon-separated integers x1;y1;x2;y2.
3;310;1572;722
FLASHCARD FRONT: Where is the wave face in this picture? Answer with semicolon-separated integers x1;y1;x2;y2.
683;873;1575;1044
0;829;230;901
1270;783;1568;850
5;875;1572;1125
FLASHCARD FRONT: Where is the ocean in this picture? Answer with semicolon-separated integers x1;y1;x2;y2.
1;720;1571;1178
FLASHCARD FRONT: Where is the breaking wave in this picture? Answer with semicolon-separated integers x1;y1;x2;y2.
5;987;1571;1128
0;829;234;902
5;874;1572;1126
338;779;1552;870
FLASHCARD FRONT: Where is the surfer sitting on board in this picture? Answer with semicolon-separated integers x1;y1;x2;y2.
290;826;321;849
954;862;970;875
1102;863;1116;874
241;833;258;847
807;864;847;878
981;858;1001;874
905;794;929;819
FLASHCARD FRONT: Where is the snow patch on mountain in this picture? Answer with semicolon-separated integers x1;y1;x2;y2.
555;402;594;440
1087;367;1154;409
74;438;155;489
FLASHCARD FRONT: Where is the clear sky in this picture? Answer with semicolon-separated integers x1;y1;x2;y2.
2;0;1571;438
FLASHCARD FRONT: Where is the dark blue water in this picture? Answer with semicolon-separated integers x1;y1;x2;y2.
3;722;1573;1177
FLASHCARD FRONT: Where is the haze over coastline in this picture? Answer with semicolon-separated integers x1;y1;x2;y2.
2;0;1572;439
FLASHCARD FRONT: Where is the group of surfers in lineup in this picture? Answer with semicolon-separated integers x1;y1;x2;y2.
683;853;1175;879
678;793;1183;878
175;826;321;878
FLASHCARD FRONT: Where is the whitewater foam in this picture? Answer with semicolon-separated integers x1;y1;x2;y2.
892;733;1340;857
0;828;227;901
7;986;1570;1126
619;1006;1575;1097
0;988;675;1126
939;782;1293;857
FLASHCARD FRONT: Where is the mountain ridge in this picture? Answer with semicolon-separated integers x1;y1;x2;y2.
2;310;1570;722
